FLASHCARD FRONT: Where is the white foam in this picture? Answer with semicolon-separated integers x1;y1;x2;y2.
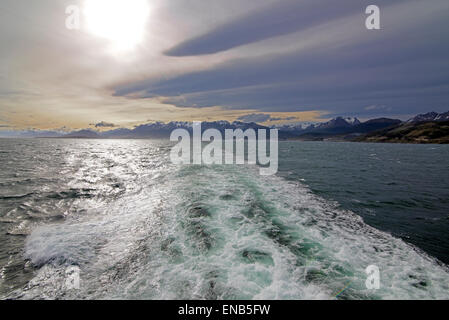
18;151;449;300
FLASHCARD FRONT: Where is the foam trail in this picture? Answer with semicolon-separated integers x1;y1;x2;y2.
15;155;449;300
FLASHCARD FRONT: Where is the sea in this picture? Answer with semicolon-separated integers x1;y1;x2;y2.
0;138;448;299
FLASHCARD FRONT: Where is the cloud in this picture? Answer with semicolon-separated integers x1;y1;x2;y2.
237;113;297;123
269;116;296;122
365;105;392;112
165;0;406;56
237;114;271;123
116;0;449;118
1;0;449;130
92;121;117;128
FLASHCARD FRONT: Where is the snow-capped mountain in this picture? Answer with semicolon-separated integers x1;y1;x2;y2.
315;117;361;129
100;121;272;139
272;122;317;132
344;117;362;125
272;116;400;138
272;117;361;133
407;111;449;123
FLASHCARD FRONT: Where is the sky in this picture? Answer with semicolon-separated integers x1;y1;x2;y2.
0;0;448;131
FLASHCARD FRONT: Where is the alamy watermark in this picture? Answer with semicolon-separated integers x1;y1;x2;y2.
64;265;80;290
366;5;381;30
170;122;278;176
365;264;381;290
65;5;81;30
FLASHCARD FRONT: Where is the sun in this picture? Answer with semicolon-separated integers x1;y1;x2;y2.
84;0;150;52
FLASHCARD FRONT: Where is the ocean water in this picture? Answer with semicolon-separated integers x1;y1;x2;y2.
0;139;448;300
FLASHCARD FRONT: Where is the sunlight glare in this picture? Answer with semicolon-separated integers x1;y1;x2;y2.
84;0;150;52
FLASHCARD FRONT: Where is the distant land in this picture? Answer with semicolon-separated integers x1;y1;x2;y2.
1;111;449;144
356;120;449;144
293;111;449;144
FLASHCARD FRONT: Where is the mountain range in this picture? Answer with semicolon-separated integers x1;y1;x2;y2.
1;111;448;143
357;112;449;144
406;111;449;123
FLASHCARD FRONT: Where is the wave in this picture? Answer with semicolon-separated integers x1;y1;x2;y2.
13;160;449;300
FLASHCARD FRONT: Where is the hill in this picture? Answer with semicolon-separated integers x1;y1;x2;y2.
356;121;449;144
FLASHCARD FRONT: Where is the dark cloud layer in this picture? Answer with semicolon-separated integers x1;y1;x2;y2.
114;0;449;118
165;0;406;56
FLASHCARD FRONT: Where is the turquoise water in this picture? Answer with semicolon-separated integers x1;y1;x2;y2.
0;139;448;299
